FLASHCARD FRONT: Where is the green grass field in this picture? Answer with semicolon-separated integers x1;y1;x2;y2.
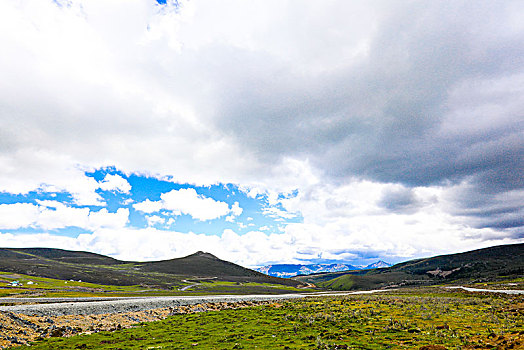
16;288;523;349
0;272;314;299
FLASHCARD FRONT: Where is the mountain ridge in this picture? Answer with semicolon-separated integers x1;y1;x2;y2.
0;248;302;288
255;260;392;278
294;243;524;290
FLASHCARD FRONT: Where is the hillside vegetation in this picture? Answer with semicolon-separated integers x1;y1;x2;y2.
0;248;303;291
295;243;524;291
16;288;524;349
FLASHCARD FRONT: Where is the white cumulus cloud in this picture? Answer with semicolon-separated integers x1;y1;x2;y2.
161;188;231;221
0;201;128;231
0;203;41;230
134;188;242;222
98;174;131;193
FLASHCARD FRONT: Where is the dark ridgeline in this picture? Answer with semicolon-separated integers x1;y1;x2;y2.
0;248;302;288
1;243;522;291
294;243;524;290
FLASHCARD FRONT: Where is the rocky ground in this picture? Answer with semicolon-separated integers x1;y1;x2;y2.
0;300;279;349
0;294;305;317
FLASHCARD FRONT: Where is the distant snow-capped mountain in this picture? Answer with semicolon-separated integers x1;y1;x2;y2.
364;260;391;269
255;263;357;278
255;260;392;278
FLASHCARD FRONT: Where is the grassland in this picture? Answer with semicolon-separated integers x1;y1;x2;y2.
0;248;305;291
15;288;523;349
0;271;313;299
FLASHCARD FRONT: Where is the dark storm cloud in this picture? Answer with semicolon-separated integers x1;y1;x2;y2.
446;181;524;235
377;187;423;214
209;1;524;232
480;218;524;230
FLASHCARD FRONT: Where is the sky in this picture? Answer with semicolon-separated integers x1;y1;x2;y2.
0;0;522;268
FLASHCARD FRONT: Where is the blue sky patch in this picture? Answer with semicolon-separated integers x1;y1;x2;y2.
1;168;302;238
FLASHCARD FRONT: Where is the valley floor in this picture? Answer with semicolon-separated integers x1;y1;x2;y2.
0;287;522;349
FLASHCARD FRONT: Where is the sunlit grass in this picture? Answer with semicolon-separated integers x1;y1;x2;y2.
19;289;524;349
0;271;314;299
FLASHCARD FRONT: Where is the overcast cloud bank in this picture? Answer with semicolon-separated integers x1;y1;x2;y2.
0;0;522;266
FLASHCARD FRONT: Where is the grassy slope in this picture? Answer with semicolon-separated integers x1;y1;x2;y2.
389;243;524;278
0;271;313;298
17;288;524;349
296;243;524;291
0;248;303;290
139;251;300;286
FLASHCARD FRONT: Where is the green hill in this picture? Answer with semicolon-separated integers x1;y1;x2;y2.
295;243;524;290
0;248;302;289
